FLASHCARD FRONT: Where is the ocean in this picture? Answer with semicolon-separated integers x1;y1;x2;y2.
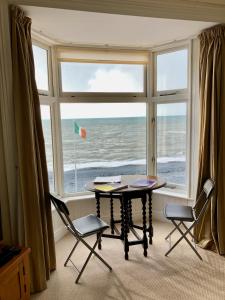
42;116;186;193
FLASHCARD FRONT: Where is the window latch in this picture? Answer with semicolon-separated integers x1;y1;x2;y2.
159;92;176;96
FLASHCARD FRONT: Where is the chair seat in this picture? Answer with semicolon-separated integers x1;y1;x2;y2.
164;204;194;222
72;214;109;236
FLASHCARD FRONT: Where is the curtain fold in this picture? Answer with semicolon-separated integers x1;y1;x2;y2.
194;24;225;255
0;0;14;245
10;6;56;292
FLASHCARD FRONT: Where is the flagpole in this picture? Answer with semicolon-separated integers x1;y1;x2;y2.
74;135;78;193
73;121;86;193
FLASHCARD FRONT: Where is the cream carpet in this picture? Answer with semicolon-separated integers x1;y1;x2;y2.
32;221;225;300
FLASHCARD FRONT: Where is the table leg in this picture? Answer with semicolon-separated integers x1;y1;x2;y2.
110;196;115;234
128;199;133;228
123;196;129;260
120;197;124;240
96;192;102;250
148;191;153;244
142;194;148;257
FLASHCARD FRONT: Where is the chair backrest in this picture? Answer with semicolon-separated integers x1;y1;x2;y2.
202;179;214;199
193;178;215;221
49;194;75;232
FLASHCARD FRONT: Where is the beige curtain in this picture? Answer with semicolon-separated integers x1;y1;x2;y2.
194;24;225;255
0;0;18;245
10;6;56;292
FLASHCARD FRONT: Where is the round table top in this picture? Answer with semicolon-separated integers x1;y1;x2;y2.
85;175;166;194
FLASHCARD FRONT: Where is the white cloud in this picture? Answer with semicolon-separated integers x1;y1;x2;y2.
88;69;142;92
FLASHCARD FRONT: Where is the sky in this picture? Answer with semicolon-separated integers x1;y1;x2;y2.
61;63;144;93
157;49;188;91
41;102;186;120
34;46;187;119
32;45;49;90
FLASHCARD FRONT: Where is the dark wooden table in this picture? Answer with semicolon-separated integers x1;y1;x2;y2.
86;175;166;260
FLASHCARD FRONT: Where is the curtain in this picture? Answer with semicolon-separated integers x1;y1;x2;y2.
194;24;225;255
0;0;14;244
10;6;56;292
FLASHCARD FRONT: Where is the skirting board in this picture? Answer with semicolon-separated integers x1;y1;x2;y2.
54;226;67;242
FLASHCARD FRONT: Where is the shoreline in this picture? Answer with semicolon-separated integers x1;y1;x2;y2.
48;162;185;193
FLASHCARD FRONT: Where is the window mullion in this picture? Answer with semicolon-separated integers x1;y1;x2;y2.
51;101;64;196
186;40;193;199
147;101;156;176
147;52;155;176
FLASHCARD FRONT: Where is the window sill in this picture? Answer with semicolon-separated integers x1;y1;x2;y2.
51;187;194;212
51;193;96;211
153;187;193;201
64;193;96;203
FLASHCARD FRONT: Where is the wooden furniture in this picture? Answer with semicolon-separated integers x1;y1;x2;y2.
86;175;166;260
0;247;31;300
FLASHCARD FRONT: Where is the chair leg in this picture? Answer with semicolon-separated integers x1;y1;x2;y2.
76;239;99;284
80;234;112;271
181;222;195;240
76;234;112;284
64;240;79;266
165;221;182;240
165;221;202;260
165;222;195;241
181;222;198;249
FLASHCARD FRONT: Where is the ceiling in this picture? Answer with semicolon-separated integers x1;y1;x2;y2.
22;6;216;48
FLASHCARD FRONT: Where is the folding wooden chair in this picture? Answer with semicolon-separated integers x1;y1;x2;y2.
164;179;214;260
50;194;112;283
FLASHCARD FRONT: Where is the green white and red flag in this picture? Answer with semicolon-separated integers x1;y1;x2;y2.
74;122;86;139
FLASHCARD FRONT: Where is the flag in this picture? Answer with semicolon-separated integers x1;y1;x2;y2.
74;122;86;139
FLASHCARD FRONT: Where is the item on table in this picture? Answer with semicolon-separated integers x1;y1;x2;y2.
94;183;128;192
93;175;121;183
129;179;157;188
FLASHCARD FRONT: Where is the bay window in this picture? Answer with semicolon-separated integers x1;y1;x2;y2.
35;43;191;197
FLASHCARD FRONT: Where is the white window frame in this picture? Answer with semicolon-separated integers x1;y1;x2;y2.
36;41;193;199
54;47;150;197
40;101;56;193
153;44;190;98
150;41;191;195
32;40;53;96
57;53;148;98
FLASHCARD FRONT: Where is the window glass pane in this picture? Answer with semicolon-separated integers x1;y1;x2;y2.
40;105;54;192
60;103;147;193
32;45;49;91
156;103;186;186
156;49;188;92
60;62;144;93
